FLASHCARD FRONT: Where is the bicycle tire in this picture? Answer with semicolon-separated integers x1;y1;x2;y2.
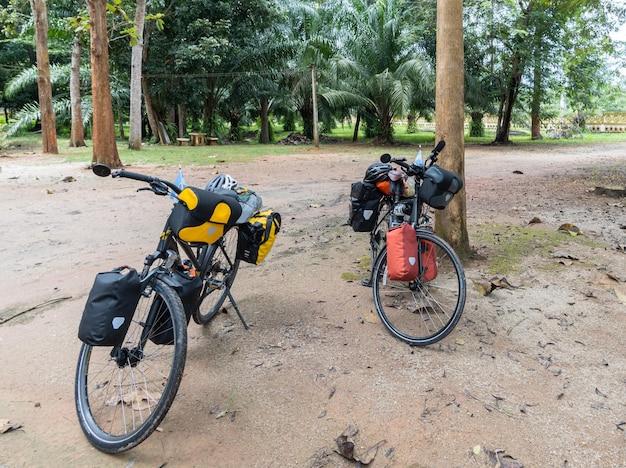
75;278;187;453
372;228;466;346
193;226;240;325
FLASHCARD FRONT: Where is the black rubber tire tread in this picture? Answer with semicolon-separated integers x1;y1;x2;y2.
75;278;187;453
372;228;466;346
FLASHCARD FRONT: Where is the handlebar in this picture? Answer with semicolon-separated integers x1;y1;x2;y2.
92;164;182;196
380;140;446;177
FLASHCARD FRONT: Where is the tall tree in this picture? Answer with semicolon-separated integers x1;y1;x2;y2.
69;33;86;147
29;0;58;154
85;0;122;167
435;0;469;256
128;0;146;150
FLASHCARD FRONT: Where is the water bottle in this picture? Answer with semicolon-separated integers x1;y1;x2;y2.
414;145;423;167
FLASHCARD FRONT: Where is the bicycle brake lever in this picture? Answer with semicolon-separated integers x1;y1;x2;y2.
150;182;170;196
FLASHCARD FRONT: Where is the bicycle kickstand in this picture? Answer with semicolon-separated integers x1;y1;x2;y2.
226;289;249;330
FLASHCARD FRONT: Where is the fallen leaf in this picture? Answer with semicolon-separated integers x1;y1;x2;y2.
558;223;583;236
490;276;514;289
614;287;626;304
355;439;386;464
483;446;524;468
364;312;380;324
472;279;494;296
335;425;358;460
552;252;579;261
0;419;22;434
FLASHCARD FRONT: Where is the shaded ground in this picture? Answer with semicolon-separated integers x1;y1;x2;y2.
0;142;625;467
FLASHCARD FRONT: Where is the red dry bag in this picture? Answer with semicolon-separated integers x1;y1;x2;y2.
386;223;419;281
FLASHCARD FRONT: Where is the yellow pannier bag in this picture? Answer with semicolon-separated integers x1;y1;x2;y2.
168;187;242;245
236;210;281;264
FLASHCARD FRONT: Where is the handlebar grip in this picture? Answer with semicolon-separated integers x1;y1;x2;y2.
433;140;445;153
112;169;155;183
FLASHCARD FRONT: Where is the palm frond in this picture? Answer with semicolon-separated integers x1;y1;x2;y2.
2;102;41;137
5;63;92;98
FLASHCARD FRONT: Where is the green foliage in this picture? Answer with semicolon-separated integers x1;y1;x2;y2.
2;0;626;150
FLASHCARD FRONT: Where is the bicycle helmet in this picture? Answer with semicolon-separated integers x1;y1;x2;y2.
205;173;237;191
364;162;392;184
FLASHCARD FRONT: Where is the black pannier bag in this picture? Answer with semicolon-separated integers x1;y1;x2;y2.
150;267;203;345
348;181;381;232
78;267;141;346
418;165;464;210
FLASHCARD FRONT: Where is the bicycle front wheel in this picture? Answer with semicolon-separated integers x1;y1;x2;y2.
372;228;466;346
75;278;187;453
193;226;240;324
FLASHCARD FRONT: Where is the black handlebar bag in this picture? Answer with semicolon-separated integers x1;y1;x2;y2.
78;267;141;346
418;165;463;210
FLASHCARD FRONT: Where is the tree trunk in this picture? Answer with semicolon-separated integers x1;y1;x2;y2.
142;77;160;144
140;21;160;143
352;112;361;142
435;0;469;258
300;98;314;140
531;56;542;140
228;110;241;141
178;104;186;137
469;111;484;137
378;108;394;144
202;77;220;138
128;0;147;150
259;96;270;144
494;4;533;144
86;0;122;167
495;52;522;144
69;34;86;147
30;0;58;154
494;50;522;144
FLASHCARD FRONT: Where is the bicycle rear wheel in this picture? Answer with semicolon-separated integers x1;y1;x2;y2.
75;278;187;453
193;226;240;324
372;228;466;346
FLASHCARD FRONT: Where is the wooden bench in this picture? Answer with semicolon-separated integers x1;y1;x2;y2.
176;138;190;146
207;137;219;146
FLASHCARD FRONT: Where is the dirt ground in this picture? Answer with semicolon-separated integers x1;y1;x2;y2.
0;141;625;468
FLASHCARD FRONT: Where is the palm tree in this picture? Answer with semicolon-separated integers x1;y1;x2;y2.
340;0;433;144
4;63;92;137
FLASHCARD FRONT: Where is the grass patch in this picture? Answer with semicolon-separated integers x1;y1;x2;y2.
471;223;605;275
5;129;626;168
341;255;371;282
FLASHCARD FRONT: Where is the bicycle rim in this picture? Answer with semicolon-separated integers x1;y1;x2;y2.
75;279;187;453
372;230;466;346
193;227;240;325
